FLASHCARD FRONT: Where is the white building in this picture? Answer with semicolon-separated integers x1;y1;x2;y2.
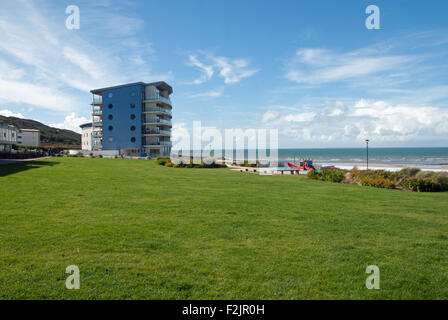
17;129;40;147
0;122;17;152
80;122;93;151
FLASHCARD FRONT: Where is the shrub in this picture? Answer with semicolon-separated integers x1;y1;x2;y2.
98;154;103;158
400;167;421;177
165;162;173;167
361;177;395;189
157;157;171;166
307;169;345;183
403;178;437;192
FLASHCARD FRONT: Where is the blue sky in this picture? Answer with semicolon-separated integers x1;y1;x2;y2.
0;0;447;147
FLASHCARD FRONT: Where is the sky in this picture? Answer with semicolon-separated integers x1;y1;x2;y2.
0;0;447;148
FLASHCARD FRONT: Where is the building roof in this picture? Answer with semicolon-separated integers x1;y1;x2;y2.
90;81;173;95
0;122;17;130
79;122;93;128
19;128;40;132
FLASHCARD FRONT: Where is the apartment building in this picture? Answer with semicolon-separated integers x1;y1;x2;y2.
17;129;40;147
89;81;173;157
80;122;93;151
0;122;17;152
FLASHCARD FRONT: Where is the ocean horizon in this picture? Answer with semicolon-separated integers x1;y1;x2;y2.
173;147;448;170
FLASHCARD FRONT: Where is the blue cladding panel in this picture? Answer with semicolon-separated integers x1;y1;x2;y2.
101;84;144;152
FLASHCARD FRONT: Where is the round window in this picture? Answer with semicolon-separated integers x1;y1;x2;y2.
130;114;136;120
130;103;135;109
108;125;113;131
130;125;136;131
108;137;113;142
130;92;135;97
108;114;113;120
108;104;113;109
131;137;136;143
108;93;113;98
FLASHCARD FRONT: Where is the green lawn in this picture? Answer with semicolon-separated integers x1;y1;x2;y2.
1;157;447;299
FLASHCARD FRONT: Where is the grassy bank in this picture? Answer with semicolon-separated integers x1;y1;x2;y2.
0;157;447;299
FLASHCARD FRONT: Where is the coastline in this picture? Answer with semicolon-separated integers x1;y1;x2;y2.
316;162;448;172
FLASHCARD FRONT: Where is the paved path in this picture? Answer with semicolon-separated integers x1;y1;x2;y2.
0;157;49;165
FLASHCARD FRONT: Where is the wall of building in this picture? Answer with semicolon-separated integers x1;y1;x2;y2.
101;84;144;154
0;123;17;152
81;125;93;151
17;130;40;147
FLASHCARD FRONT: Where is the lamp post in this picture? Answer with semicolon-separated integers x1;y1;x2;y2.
365;139;370;170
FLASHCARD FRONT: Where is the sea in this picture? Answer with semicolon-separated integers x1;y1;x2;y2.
175;147;448;170
277;147;448;170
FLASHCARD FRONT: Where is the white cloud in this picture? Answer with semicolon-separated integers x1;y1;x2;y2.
261;99;448;145
0;0;169;115
187;87;224;99
285;48;413;85
187;52;258;85
187;55;214;84
0;78;77;111
49;112;90;133
0;109;24;118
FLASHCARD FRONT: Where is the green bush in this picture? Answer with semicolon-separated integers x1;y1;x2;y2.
157;157;171;166
361;177;395;189
165;162;173;167
400;167;421;177
307;169;345;183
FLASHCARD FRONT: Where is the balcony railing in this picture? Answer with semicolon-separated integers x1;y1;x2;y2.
92;131;102;138
143;118;172;126
142;107;172;115
143;129;171;135
144;94;171;105
93;110;102;116
92;97;102;105
143;141;172;147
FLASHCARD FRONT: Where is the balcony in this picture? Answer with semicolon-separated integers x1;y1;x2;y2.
143;129;171;136
143;94;171;106
143;118;172;126
92;131;102;138
143;141;172;147
142;107;172;116
93;121;102;127
91;97;102;106
92;110;102;116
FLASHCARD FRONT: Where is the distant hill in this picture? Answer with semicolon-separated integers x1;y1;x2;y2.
0;115;81;145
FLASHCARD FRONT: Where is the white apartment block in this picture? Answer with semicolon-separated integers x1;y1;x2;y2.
80;122;93;151
17;129;40;147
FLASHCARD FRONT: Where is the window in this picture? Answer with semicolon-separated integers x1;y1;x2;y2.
108;125;113;131
131;137;136;143
108;104;113;109
130;103;135;109
130;125;136;131
108;93;113;98
108;137;113;142
108;114;113;120
130;92;136;97
130;114;136;120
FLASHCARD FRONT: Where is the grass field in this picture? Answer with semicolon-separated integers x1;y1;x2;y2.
1;157;447;299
